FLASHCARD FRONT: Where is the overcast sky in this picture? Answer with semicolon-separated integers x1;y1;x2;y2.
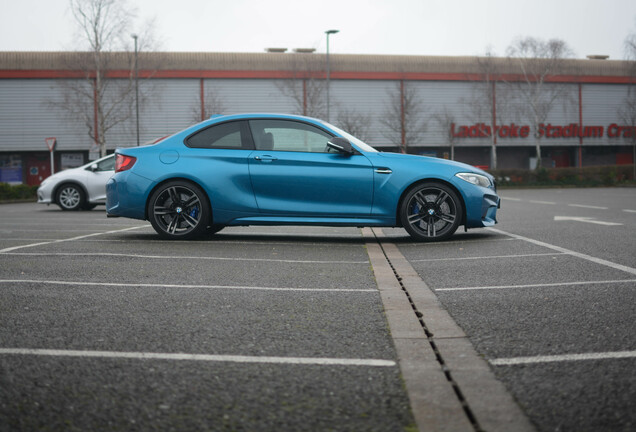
1;0;635;59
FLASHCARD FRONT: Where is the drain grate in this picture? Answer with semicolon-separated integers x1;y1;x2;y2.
373;231;484;432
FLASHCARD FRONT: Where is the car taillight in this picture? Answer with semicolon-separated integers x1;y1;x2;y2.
115;154;137;172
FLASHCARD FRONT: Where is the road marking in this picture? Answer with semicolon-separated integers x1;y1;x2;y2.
0;348;396;367
624;209;636;213
490;350;636;366
0;279;377;293
399;237;518;246
567;204;608;210
554;216;622;226
436;279;636;292
529;200;556;205
501;197;522;201
0;226;147;253
411;253;563;262
487;227;636;276
0;238;366;247
0;252;368;265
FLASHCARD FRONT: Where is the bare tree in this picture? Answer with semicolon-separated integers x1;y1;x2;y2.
432;107;457;161
380;80;427;153
52;0;157;157
505;37;576;169
276;54;326;118
464;50;511;169
335;107;372;142
191;87;227;123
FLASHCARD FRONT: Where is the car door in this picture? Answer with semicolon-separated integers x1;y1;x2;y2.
247;119;374;216
85;155;115;202
183;120;258;213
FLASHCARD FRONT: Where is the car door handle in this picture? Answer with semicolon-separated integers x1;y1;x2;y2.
375;168;392;174
254;155;277;162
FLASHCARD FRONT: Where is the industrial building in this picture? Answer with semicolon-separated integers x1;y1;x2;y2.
0;51;634;185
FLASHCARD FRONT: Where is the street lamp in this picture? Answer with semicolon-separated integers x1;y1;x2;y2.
325;29;339;123
132;34;140;146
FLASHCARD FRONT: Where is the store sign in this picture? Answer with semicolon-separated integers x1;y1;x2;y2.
450;123;636;139
0;154;22;184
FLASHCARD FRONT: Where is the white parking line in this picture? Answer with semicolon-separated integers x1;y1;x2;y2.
0;226;147;253
567;204;608;210
554;216;622;226
436;279;636;292
0;279;377;293
529;200;556;205
1;252;368;265
0;238;366;248
399;237;518;247
490;350;636;366
0;348;396;367
411;253;563;262
487;227;636;276
624;209;636;213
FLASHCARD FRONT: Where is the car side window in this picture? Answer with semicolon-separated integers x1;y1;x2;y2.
186;121;251;149
96;156;115;171
248;119;333;153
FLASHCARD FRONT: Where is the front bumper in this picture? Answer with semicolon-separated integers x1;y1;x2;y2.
463;187;500;229
36;186;53;204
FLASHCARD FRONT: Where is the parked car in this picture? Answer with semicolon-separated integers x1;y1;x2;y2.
106;114;500;241
37;154;115;210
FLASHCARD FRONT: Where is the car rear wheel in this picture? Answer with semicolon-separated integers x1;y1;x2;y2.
400;182;462;242
57;184;85;211
148;181;210;240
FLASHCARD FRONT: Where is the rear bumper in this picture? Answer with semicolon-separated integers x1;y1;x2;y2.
106;172;151;220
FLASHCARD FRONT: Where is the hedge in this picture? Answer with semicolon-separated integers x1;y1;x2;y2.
0;183;38;201
490;165;635;187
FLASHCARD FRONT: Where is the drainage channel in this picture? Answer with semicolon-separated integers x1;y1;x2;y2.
372;230;483;432
363;227;535;432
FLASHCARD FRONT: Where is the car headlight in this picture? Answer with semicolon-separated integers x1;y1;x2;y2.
455;172;492;188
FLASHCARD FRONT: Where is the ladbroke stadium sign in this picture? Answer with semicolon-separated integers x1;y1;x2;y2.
450;123;636;139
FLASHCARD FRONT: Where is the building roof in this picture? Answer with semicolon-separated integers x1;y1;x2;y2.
0;51;633;82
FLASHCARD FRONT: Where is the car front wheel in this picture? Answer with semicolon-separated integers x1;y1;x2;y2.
148;181;210;240
400;182;463;242
56;184;85;211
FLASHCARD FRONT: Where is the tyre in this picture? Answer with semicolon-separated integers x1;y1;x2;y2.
400;182;463;242
148;181;210;240
56;184;85;211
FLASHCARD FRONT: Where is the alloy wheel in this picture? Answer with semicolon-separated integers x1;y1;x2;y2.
149;182;209;239
401;183;462;241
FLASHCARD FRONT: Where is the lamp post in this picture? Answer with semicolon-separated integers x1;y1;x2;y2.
132;34;140;146
325;29;339;123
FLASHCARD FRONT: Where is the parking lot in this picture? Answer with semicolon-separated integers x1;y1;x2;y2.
1;187;635;431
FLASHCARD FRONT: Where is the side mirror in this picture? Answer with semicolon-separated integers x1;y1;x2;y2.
89;164;98;172
327;137;354;155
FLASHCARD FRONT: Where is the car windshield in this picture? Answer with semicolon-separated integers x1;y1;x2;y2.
320;122;378;153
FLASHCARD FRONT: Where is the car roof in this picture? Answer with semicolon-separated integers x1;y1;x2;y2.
204;113;326;126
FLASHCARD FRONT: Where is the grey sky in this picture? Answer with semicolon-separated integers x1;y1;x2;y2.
1;0;635;59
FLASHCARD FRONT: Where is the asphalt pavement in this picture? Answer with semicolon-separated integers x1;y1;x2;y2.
1;187;634;431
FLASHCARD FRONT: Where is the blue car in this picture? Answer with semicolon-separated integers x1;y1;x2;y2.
106;114;499;241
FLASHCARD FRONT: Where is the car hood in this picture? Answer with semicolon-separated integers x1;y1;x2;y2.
46;166;86;180
374;152;490;175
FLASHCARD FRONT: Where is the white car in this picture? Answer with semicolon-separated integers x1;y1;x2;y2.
37;154;115;210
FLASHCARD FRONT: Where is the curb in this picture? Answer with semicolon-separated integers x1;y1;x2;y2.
363;227;535;432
